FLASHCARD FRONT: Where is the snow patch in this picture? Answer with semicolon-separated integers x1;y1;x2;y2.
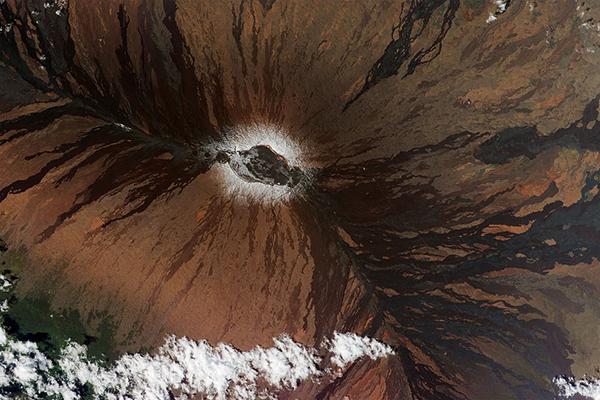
212;124;312;204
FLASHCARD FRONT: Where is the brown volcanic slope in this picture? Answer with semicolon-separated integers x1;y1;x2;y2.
2;0;600;398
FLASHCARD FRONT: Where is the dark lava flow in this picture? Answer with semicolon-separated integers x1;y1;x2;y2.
2;0;600;399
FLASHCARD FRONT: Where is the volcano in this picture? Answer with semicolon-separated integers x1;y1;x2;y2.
1;0;600;399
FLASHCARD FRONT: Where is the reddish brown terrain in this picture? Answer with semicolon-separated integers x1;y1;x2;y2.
2;0;600;399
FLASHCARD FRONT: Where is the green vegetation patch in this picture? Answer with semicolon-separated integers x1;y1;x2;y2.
0;240;117;363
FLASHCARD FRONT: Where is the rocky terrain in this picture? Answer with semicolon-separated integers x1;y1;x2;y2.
2;0;600;398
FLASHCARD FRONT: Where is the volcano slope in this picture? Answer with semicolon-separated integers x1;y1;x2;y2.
2;0;600;399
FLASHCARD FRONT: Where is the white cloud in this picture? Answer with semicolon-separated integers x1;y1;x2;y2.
0;275;11;292
555;375;600;400
486;14;497;23
0;327;394;399
327;331;395;369
486;0;509;23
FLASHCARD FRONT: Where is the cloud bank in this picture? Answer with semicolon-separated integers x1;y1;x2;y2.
554;375;600;400
0;326;394;400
